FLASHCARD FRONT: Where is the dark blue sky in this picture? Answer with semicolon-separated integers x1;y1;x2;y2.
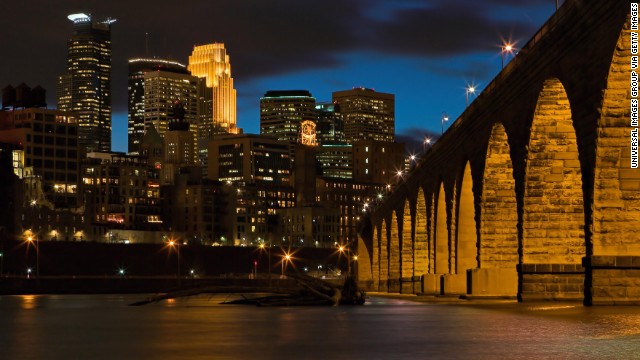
0;0;562;153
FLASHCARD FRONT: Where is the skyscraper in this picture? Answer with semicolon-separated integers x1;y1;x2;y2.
127;58;192;154
332;87;395;143
144;70;200;158
188;43;238;134
315;102;345;145
260;90;316;158
57;13;115;153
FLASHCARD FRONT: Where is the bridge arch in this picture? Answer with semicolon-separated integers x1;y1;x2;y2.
400;199;414;293
371;222;381;290
593;17;639;256
379;218;389;292
356;218;374;285
414;188;428;277
389;212;402;292
523;78;585;264
480;123;518;268
456;162;477;274
435;183;449;274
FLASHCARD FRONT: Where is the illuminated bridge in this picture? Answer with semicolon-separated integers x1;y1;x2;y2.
356;0;638;305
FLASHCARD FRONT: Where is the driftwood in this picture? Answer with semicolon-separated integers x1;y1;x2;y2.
129;275;365;307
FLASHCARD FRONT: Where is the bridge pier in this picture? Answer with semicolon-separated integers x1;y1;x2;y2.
586;256;640;305
421;274;441;295
377;279;388;293
399;277;415;294
518;264;584;301
467;268;518;297
387;277;401;293
442;274;466;296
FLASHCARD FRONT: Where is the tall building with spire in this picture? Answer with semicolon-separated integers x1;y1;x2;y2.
57;13;115;153
188;43;239;168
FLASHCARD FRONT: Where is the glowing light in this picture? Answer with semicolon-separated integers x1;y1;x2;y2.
67;13;91;23
129;58;186;68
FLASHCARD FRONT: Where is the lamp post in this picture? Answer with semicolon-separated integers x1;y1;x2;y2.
501;43;514;69
338;245;350;276
27;235;39;278
168;239;181;286
281;252;291;276
441;113;449;135
423;137;432;153
466;86;476;107
352;254;358;279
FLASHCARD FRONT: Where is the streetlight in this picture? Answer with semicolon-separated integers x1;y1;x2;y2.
168;239;181;286
338;244;351;276
423;137;432;152
466;86;476;107
281;252;292;276
26;235;39;278
352;254;358;278
441;113;450;135
501;42;515;69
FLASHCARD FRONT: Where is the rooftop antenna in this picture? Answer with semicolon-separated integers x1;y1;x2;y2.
145;32;149;57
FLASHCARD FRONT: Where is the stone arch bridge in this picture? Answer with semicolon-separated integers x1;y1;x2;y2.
357;0;638;305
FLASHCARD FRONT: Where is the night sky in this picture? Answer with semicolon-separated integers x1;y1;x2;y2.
0;0;561;153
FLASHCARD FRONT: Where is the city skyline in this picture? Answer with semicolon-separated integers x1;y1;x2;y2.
0;1;559;153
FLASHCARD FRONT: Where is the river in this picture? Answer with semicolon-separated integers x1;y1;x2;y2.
1;294;639;359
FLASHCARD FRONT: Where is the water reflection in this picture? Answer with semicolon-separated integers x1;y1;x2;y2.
0;295;639;360
20;295;38;310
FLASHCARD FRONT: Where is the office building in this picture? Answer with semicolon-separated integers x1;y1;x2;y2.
127;58;192;154
208;134;294;245
208;134;291;185
315;102;345;145
316;144;353;180
260;90;316;158
163;174;233;245
57;13;115;153
0;108;80;208
188;43;239;135
279;206;340;248
81;152;162;241
161;102;198;184
352;140;405;184
332;87;394;143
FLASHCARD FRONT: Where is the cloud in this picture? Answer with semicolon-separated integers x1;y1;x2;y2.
395;127;441;153
0;0;546;115
362;3;539;57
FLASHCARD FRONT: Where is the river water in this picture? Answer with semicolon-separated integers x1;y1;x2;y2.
1;294;639;359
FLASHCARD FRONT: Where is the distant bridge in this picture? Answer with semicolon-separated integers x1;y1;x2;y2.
357;0;638;305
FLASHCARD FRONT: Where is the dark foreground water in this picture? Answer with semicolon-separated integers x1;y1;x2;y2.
1;295;640;359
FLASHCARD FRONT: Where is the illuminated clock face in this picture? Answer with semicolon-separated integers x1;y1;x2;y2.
300;120;317;146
